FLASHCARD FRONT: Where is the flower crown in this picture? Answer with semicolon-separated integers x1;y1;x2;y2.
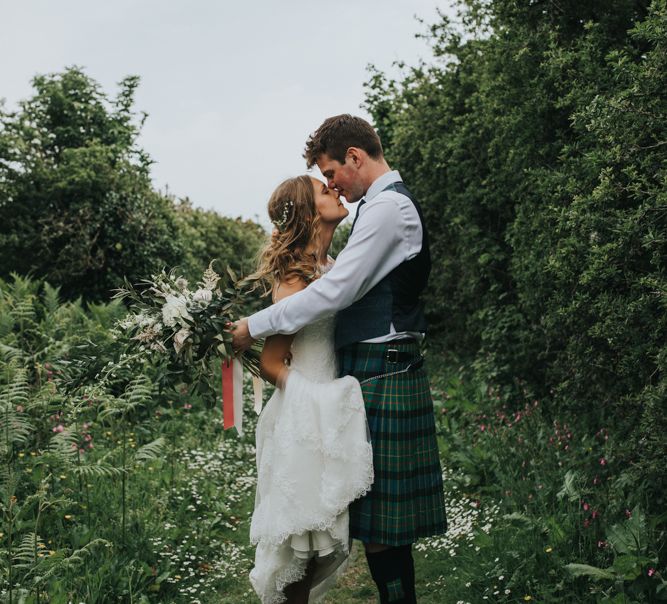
273;199;294;231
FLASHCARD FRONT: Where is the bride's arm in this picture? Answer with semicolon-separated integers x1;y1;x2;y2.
259;276;306;388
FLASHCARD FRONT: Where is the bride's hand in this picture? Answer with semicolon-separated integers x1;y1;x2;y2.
231;318;255;353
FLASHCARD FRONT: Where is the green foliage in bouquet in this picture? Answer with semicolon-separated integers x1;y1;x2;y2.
113;261;261;382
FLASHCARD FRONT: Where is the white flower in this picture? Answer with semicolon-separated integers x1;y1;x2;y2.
119;312;156;330
192;288;213;307
162;294;192;327
200;261;220;290
149;340;167;353
173;328;192;353
175;277;189;291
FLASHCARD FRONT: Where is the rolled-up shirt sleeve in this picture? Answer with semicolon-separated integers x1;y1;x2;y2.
248;196;420;338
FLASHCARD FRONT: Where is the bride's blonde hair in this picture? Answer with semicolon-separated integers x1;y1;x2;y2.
247;175;322;294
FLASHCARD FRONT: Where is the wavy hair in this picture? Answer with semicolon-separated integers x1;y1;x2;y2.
246;175;322;295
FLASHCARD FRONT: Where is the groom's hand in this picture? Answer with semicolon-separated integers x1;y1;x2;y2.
231;318;255;353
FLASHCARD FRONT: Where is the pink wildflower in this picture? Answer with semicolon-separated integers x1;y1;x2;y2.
599;457;607;466
648;568;655;577
582;502;590;511
625;509;632;519
479;424;486;432
88;442;94;449
183;403;193;410
53;424;64;433
591;510;599;519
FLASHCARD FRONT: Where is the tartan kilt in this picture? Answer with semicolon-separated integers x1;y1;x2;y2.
338;339;447;546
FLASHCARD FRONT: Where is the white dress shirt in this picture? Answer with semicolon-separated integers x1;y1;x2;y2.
248;170;424;341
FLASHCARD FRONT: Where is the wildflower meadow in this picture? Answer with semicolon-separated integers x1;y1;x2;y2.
1;276;664;602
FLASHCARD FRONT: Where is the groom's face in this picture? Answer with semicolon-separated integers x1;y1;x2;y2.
316;152;366;204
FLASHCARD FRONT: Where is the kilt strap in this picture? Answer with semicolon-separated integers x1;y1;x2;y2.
358;356;424;386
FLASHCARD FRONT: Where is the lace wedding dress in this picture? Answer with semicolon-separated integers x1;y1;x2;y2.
249;309;374;604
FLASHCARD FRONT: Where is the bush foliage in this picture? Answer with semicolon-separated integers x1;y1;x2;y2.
0;67;265;302
365;0;667;512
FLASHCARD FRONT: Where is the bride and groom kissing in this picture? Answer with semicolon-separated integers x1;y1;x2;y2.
232;114;447;604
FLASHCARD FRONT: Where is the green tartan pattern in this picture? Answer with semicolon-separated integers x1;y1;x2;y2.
338;340;447;545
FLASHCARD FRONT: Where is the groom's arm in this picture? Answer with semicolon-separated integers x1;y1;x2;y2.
246;194;421;340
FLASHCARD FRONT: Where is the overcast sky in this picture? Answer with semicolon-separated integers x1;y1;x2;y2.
1;1;455;227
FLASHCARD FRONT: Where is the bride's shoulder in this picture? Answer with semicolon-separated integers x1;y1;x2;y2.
272;273;307;303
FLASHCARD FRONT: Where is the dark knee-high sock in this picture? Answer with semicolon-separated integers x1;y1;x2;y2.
365;544;416;604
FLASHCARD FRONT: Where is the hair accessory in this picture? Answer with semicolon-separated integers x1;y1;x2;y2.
273;199;294;231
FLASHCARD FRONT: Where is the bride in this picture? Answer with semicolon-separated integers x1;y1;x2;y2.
247;174;374;604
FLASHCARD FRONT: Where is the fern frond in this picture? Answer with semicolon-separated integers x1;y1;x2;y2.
33;538;110;581
72;462;124;479
0;342;25;363
11;298;37;327
12;532;42;565
0;367;30;407
0;370;35;446
124;375;153;408
99;375;153;421
0;464;10;487
48;430;79;465
41;282;61;314
0;412;33;447
133;437;165;464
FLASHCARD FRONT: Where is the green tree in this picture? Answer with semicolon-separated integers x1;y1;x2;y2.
365;0;666;508
0;67;183;301
171;196;265;282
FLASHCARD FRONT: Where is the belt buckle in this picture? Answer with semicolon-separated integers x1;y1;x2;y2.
386;348;400;363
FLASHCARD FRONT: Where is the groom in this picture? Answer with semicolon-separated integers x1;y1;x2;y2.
233;114;446;603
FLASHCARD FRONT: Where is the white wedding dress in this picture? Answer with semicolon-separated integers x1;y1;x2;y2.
249;308;374;604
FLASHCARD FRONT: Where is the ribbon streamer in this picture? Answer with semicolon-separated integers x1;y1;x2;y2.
252;375;264;415
222;357;245;435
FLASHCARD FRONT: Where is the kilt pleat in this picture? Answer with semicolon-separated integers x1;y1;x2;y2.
338;340;447;546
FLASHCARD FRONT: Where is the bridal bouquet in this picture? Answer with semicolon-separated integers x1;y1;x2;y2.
113;262;262;432
114;261;260;369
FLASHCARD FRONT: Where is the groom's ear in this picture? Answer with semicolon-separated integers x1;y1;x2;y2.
346;147;364;168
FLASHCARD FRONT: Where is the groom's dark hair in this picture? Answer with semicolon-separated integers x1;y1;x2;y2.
304;114;383;168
